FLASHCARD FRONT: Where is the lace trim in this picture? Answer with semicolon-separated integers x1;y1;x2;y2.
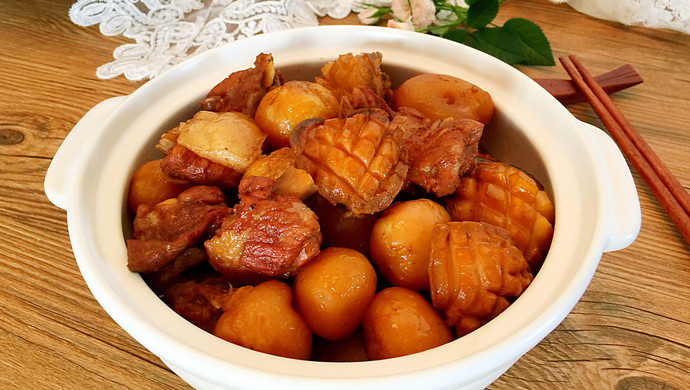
69;0;358;80
551;0;689;35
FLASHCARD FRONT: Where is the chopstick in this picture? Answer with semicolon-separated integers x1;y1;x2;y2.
534;64;643;104
559;55;690;245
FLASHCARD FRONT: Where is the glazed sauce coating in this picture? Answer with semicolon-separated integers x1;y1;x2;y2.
125;51;554;362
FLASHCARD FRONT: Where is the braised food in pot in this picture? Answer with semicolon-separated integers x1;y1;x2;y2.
124;51;555;361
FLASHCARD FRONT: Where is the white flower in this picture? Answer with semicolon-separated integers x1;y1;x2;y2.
435;9;458;24
387;18;415;31
357;6;382;25
390;0;437;30
446;0;468;6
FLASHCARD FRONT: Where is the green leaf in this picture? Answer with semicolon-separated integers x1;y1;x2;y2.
463;27;527;65
443;28;469;44
466;0;499;29
502;18;555;66
428;24;455;36
422;0;555;68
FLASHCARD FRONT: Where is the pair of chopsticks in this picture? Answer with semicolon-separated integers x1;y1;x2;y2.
559;55;690;245
535;64;643;104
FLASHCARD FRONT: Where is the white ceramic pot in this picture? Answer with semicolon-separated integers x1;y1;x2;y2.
44;25;640;390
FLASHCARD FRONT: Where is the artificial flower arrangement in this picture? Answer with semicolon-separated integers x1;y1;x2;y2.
355;0;555;66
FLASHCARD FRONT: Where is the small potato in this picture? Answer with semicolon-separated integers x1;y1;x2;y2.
392;73;494;124
370;199;451;290
363;287;453;360
293;247;377;341
127;159;192;213
255;80;339;149
214;280;311;359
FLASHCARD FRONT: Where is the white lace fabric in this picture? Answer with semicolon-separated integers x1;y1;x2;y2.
550;0;689;35
71;0;689;81
69;0;358;80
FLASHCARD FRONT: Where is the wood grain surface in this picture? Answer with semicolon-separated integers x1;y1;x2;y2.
1;1;688;389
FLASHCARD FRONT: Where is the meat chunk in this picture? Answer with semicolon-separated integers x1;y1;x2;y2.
143;247;209;294
161;144;243;189
173;111;266;173
390;108;483;197
204;176;322;285
429;221;533;336
200;53;281;117
445;161;555;271
164;276;231;333
158;110;267;189
126;186;230;273
290;109;407;215
315;52;392;103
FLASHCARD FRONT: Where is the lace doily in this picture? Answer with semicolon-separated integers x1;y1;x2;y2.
69;0;358;80
71;0;689;81
550;0;690;35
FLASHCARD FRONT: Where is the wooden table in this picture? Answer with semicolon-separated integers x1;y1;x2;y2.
2;1;688;388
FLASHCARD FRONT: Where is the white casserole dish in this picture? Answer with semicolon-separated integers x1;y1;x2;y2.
44;25;640;390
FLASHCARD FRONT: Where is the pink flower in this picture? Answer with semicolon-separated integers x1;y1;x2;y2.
390;0;437;30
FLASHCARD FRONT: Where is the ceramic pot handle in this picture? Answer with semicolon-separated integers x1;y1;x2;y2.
579;121;641;252
44;96;127;210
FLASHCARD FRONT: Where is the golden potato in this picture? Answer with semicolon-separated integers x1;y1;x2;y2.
363;287;453;360
293;247;377;341
369;199;451;290
255;80;339;149
214;280;311;359
127;159;192;213
392;73;494;124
